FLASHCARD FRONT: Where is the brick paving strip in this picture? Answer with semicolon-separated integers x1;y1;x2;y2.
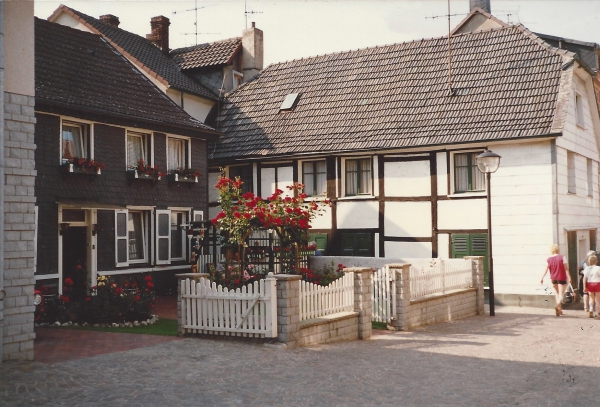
1;306;600;406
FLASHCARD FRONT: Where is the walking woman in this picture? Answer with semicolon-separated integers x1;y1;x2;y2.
540;244;572;316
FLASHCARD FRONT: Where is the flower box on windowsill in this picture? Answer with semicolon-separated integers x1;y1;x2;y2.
168;173;198;187
62;162;101;182
127;169;161;185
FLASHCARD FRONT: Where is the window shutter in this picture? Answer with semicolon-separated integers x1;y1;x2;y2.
115;209;129;267
156;210;171;265
309;233;328;254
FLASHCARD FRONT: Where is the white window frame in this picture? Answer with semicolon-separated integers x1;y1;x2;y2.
193;210;204;222
61;118;93;164
301;159;328;197
156;209;171;265
568;151;576;194
342;157;373;197
128;210;149;264
167;135;191;171
126;130;152;169
575;93;585;128
169;210;188;262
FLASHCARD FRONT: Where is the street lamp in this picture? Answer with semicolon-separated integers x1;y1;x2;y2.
476;149;501;316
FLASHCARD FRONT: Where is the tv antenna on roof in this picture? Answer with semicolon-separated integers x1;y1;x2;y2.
173;1;220;45
245;0;263;29
425;0;456;94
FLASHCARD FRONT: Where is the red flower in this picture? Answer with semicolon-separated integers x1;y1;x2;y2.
59;295;70;303
144;275;152;281
233;212;241;219
85;297;91;302
147;282;154;288
234;279;240;285
64;278;74;286
115;287;123;294
134;295;140;302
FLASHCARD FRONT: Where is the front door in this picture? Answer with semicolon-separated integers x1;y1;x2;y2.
62;226;88;300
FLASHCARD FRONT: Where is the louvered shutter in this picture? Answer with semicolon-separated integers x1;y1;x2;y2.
115;209;129;267
156;210;171;265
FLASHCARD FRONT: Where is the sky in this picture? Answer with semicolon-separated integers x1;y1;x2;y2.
34;0;600;67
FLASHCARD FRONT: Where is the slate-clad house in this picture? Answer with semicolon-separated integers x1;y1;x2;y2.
34;18;220;294
209;10;600;303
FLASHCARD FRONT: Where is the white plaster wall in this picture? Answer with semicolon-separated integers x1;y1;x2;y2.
51;12;94;33
337;201;379;229
437;152;448;196
437;199;486;230
208;172;220;203
182;93;214;123
260;168;275;198
384;160;430;197
384;241;432;258
310;205;333;230
385;201;431;237
438;233;450;258
487;141;556;295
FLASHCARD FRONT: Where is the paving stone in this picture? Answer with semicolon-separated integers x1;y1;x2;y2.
1;306;600;406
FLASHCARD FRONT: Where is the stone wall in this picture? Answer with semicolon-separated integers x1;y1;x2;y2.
3;92;37;360
388;257;485;331
276;268;372;348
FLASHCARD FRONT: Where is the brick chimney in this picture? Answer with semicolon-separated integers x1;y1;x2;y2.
146;16;170;53
470;0;491;13
99;14;120;27
241;22;264;82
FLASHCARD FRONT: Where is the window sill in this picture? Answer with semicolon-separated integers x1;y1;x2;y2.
338;195;375;201
447;191;486;199
168;173;198;187
127;169;160;185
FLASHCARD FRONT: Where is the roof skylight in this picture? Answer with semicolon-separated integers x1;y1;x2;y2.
280;93;300;112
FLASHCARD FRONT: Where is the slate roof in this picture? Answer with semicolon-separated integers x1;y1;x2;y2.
536;32;599;73
171;38;242;70
51;5;218;100
35;18;218;134
212;25;575;160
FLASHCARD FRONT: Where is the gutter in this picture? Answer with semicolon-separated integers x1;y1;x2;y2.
0;1;5;362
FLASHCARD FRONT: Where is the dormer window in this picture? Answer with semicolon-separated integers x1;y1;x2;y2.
280;93;300;112
233;71;243;90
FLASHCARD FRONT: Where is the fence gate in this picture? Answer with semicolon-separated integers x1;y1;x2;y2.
180;274;277;338
371;266;396;323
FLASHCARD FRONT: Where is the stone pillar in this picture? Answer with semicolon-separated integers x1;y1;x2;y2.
350;268;372;340
175;273;208;336
274;274;301;348
465;256;485;315
387;264;411;331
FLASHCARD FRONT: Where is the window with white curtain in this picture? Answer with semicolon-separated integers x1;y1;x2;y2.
345;158;372;196
127;131;149;168
128;211;147;262
167;137;188;171
453;152;485;193
170;211;187;261
303;160;327;196
61;122;88;162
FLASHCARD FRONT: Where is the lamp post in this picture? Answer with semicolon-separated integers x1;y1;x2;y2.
476;149;501;316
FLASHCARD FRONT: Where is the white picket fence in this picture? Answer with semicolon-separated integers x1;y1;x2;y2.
371;266;396;323
410;259;473;300
180;273;277;338
299;272;354;321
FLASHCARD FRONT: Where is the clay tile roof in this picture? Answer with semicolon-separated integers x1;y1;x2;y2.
55;5;218;100
35;18;218;134
212;25;575;160
171;37;242;70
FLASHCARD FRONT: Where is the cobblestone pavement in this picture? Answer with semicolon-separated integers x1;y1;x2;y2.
2;306;600;407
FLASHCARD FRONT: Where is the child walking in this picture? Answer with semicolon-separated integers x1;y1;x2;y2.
583;255;600;318
541;244;572;316
579;250;595;312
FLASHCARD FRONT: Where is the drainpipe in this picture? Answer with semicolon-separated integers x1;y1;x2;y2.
0;0;6;362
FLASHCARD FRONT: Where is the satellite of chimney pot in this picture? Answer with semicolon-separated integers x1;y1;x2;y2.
470;0;491;13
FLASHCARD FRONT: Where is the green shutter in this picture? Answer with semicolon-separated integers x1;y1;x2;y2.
308;233;328;254
340;232;373;257
452;233;489;287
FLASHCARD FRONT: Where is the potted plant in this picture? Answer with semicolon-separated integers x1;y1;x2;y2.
63;157;106;174
168;167;200;183
127;159;165;184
